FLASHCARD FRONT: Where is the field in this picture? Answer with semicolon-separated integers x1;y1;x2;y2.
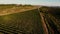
40;6;60;34
0;8;44;34
0;5;60;34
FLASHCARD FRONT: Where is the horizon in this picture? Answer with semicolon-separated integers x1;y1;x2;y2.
0;0;60;6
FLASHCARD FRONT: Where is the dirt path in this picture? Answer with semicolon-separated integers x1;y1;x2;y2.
38;8;48;34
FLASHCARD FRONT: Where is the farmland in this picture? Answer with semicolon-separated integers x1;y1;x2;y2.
40;6;60;34
0;7;44;34
0;5;60;34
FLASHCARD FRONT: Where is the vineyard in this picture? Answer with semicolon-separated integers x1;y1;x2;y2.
0;9;44;34
0;5;60;34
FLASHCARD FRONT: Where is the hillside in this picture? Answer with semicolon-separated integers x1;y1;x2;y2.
0;5;60;34
40;6;60;34
0;6;45;34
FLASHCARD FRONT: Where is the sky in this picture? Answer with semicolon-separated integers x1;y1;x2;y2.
0;0;60;6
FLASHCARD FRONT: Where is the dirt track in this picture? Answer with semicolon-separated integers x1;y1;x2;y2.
37;8;48;34
39;12;48;34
